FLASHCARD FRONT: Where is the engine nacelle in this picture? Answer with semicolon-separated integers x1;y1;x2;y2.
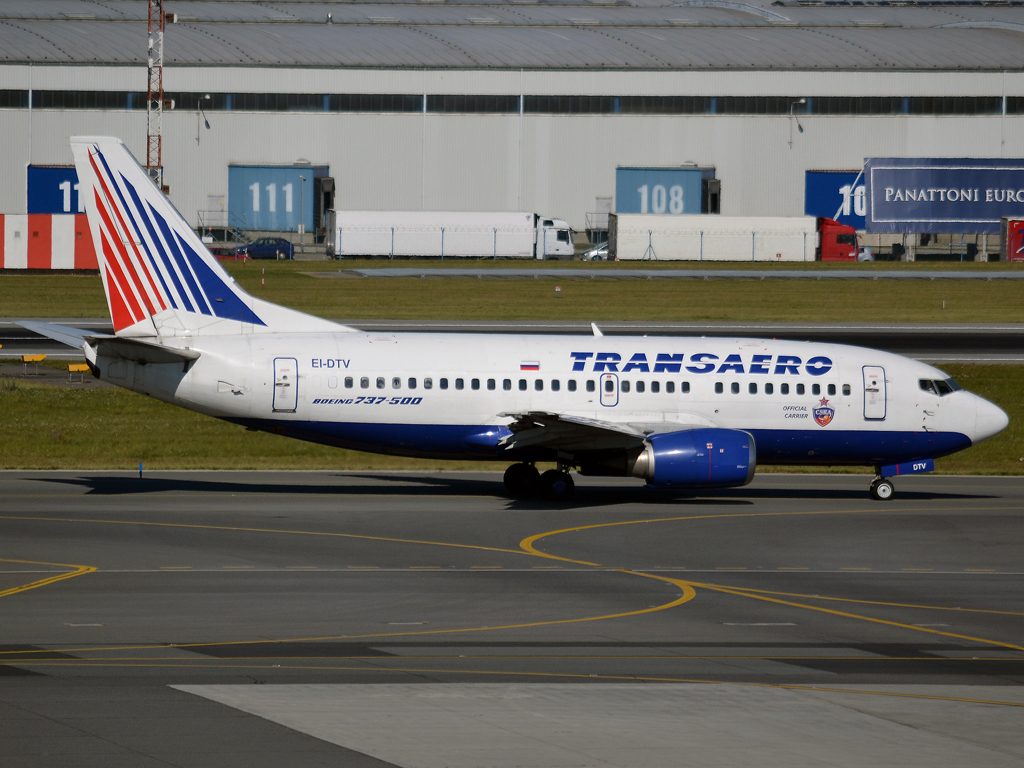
631;428;756;489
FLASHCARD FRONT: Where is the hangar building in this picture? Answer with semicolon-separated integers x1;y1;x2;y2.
1;0;1022;240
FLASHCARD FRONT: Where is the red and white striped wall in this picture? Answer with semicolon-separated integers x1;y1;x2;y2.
0;214;98;270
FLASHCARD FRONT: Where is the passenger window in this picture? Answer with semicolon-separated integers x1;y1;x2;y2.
568;380;577;392
621;380;631;393
796;383;805;395
827;384;836;396
471;378;480;390
345;377;353;389
748;382;757;394
424;378;433;389
604;379;614;393
392;377;401;389
781;382;789;395
519;379;527;391
535;379;543;391
440;378;448;390
765;382;773;395
408;378;417;389
651;381;660;393
360;377;369;389
503;379;511;391
636;381;645;393
842;384;850;396
812;384;820;396
456;378;465;390
327;376;337;389
376;377;385;389
666;381;674;394
551;380;560;392
487;379;496;391
731;382;740;394
587;380;596;392
681;381;690;393
715;382;723;394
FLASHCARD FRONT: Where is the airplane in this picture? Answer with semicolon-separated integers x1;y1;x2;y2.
24;137;1009;502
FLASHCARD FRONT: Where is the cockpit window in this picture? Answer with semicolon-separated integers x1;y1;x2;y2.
920;378;960;397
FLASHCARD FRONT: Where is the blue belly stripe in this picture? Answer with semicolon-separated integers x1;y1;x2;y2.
231;418;971;466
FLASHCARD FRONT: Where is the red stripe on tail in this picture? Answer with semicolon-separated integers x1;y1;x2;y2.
99;226;145;325
88;151;165;312
105;266;136;333
93;189;156;316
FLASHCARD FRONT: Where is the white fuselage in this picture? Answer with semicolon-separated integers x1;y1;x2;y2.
94;332;1005;467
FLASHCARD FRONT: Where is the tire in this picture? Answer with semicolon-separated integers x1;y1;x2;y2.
870;478;894;501
503;463;540;498
539;470;575;502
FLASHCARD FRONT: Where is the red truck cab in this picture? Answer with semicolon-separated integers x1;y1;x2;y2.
816;217;858;261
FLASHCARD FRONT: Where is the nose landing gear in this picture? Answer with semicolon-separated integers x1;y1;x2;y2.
870;476;894;501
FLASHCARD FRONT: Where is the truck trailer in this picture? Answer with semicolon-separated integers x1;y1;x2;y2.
325;211;574;259
608;214;857;262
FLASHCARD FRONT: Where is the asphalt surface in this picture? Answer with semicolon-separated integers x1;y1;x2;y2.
1;471;1022;766
5;318;1024;363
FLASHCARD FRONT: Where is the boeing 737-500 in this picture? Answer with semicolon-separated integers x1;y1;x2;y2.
24;137;1009;501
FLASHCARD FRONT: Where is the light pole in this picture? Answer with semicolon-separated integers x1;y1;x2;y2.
196;93;210;145
788;98;806;150
298;175;306;256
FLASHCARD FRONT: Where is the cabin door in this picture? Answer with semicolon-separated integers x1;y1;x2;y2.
863;365;886;420
273;357;298;412
600;373;619;407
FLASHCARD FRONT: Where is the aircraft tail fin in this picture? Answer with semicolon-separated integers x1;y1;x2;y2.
70;137;350;337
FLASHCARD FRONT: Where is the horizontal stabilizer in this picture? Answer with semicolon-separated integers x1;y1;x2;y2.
18;321;96;349
86;336;201;365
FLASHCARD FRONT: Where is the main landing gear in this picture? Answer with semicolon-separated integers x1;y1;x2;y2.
503;463;575;501
869;476;894;501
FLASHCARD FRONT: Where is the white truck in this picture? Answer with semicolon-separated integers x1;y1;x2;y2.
609;214;820;262
325;211;574;260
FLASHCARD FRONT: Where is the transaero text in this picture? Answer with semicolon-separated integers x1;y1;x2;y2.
570;352;833;376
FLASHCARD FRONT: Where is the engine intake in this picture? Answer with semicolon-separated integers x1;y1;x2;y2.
631;428;756;489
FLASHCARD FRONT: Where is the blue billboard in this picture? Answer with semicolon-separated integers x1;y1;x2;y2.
28;166;84;214
615;167;703;215
865;158;1024;234
228;165;320;232
804;170;865;229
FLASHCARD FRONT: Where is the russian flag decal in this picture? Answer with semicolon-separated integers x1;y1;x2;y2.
520;361;540;371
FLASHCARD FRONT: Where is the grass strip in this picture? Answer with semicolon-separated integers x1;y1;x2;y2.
0;364;1019;474
3;261;1024;322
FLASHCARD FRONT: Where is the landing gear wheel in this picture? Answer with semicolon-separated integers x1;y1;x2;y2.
504;463;540;498
870;478;894;501
539;470;575;502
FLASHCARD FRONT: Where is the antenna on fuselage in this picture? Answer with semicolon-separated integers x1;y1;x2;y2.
591;323;603;337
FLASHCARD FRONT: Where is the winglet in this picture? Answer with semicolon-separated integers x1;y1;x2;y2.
591;322;603;337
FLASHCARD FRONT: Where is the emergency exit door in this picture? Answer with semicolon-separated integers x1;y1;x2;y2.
863;365;886;420
600;373;619;407
273;358;298;412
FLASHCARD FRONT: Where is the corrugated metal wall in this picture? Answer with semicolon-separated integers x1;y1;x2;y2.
3;66;1022;229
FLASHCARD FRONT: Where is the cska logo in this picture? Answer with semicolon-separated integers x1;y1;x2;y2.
813;397;835;427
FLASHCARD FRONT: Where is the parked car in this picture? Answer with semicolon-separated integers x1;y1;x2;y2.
240;237;294;260
581;243;609;261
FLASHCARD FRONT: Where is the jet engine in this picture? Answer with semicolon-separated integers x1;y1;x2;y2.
630;428;756;489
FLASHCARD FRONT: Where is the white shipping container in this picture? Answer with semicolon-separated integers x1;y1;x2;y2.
610;214;818;262
326;211;573;259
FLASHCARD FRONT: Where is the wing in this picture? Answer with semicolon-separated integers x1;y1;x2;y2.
498;411;722;453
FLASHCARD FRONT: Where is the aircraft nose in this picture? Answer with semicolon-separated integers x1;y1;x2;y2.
974;396;1009;444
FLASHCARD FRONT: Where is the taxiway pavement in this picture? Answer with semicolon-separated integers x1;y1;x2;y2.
1;471;1022;766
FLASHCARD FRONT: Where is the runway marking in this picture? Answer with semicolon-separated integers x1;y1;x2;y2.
8;659;1024;709
690;583;1024;618
0;514;530;558
0;558;96;599
159;566;191;570
520;507;1024;654
840;567;872;571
